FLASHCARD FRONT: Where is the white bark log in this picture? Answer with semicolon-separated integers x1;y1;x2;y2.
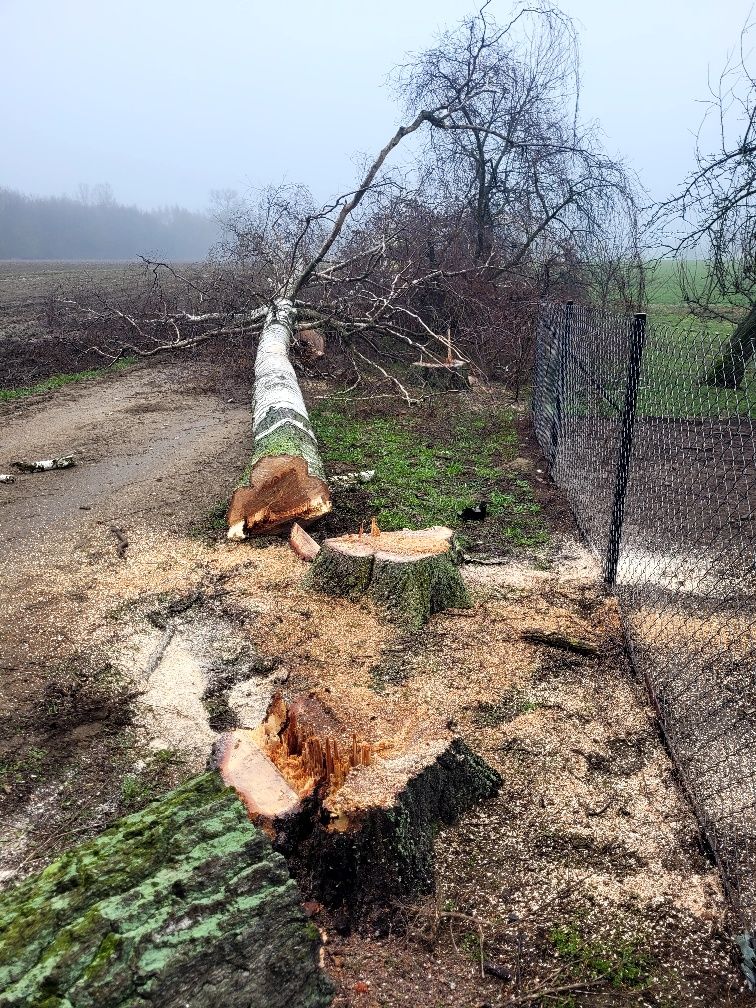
227;299;331;537
11;457;75;473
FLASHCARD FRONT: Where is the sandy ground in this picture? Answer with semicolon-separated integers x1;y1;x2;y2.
0;361;751;1005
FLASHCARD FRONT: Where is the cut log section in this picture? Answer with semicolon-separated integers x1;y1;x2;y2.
0;773;333;1008
227;299;331;539
309;524;470;627
217;692;501;919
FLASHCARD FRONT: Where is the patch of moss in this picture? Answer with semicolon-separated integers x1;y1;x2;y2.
0;773;332;1007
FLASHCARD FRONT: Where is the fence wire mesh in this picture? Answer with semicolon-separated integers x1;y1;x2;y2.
533;301;756;936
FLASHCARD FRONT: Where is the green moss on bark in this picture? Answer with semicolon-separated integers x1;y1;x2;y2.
0;773;332;1008
309;541;470;629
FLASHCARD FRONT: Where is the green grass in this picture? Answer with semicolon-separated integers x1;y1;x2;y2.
549;922;650;992
0;356;137;401
645;260;710;307
311;401;547;549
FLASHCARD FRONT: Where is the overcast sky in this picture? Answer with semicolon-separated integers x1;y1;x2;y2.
1;0;753;212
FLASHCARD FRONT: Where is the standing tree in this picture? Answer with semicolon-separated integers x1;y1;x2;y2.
655;20;756;387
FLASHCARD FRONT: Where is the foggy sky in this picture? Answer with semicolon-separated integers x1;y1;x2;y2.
1;0;752;212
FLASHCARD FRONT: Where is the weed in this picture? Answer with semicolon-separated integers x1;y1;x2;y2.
0;747;46;792
472;688;539;726
193;499;230;537
119;774;153;810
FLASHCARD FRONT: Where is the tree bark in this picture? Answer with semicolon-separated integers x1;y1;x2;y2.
308;526;470;628
701;302;756;388
0;773;332;1008
227;299;331;538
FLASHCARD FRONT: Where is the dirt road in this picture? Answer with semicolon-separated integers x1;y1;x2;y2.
0;360;250;744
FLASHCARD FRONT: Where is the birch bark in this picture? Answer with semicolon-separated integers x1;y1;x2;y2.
227;299;331;538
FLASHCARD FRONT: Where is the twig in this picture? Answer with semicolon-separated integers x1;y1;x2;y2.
398;903;488;978
507;976;609;1004
109;526;129;559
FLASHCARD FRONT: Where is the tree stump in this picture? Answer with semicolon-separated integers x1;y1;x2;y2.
308;525;469;627
411;360;470;392
0;773;332;1008
217;693;501;923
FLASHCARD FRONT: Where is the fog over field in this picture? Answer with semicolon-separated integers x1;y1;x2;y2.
0;0;752;259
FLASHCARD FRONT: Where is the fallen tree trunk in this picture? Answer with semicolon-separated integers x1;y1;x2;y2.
217;692;500;923
227;299;331;539
308;524;469;627
0;773;332;1008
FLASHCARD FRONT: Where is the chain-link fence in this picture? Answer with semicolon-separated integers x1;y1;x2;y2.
533;301;756;955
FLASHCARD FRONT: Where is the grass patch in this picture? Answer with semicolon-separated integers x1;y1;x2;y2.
0;356;137;401
118;748;188;811
311;400;547;550
549;922;650;993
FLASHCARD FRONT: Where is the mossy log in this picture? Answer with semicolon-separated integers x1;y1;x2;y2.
217;693;501;923
227;299;331;539
0;773;332;1008
308;525;469;628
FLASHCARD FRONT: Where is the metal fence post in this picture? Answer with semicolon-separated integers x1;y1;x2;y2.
604;312;647;585
549;300;572;463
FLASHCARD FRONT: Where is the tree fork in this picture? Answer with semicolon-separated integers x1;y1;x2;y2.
227;299;331;539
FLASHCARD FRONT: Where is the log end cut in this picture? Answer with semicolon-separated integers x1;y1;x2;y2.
227;455;332;538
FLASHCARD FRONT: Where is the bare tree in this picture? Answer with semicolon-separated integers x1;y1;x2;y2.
396;1;641;297
59;3;643;534
655;19;756;387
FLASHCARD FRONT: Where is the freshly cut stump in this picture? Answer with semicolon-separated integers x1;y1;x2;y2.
217;693;500;921
0;773;332;1008
309;525;469;627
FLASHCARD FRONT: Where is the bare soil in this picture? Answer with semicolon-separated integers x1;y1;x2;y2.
0;266;751;1006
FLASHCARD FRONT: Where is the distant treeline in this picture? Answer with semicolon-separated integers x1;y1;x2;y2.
0;185;220;261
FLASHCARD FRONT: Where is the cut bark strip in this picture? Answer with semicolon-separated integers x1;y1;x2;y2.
11;456;75;473
216;692;501;920
227;299;331;539
309;525;470;627
290;521;321;561
521;627;599;656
